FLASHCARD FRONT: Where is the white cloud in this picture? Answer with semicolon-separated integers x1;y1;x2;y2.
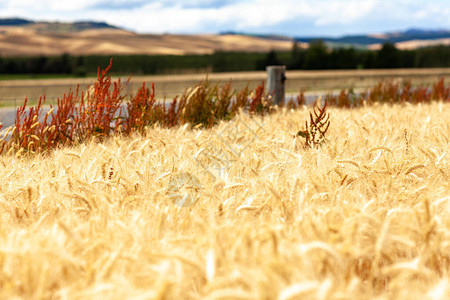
84;0;307;33
313;0;378;26
0;0;448;35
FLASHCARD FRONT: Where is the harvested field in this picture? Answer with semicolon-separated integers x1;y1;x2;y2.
0;26;294;57
1;68;449;107
0;101;448;299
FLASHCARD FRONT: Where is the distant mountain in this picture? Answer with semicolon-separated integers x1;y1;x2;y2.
219;28;449;50
68;21;119;31
219;31;293;42
403;28;449;35
0;18;34;26
294;28;450;48
0;17;119;32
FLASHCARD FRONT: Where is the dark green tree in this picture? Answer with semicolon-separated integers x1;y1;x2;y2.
289;41;305;69
73;55;87;77
415;45;450;68
212;51;227;72
304;40;329;69
265;50;281;66
30;55;48;74
330;47;357;69
377;43;399;68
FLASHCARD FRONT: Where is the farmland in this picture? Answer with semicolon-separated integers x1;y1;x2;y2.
0;61;449;299
1;68;449;107
0;94;449;298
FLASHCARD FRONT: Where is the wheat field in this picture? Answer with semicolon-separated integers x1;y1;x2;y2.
0;101;449;299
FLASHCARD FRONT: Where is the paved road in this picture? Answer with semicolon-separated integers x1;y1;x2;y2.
2;68;448;130
0;93;324;138
1;68;448;104
0;107;20;130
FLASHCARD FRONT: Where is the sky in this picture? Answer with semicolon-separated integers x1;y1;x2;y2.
0;0;449;37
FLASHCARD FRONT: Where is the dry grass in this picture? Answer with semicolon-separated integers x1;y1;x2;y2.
0;26;293;57
0;101;449;299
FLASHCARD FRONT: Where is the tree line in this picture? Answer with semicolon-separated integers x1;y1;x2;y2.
0;42;448;76
287;41;449;69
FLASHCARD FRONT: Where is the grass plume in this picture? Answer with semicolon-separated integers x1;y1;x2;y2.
297;101;331;148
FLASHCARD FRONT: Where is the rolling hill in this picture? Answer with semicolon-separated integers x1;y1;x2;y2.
293;28;450;50
0;18;448;57
0;18;295;57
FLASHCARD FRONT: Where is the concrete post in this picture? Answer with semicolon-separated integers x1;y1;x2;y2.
266;65;286;105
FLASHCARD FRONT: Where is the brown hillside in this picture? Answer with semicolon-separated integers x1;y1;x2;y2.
0;25;296;57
